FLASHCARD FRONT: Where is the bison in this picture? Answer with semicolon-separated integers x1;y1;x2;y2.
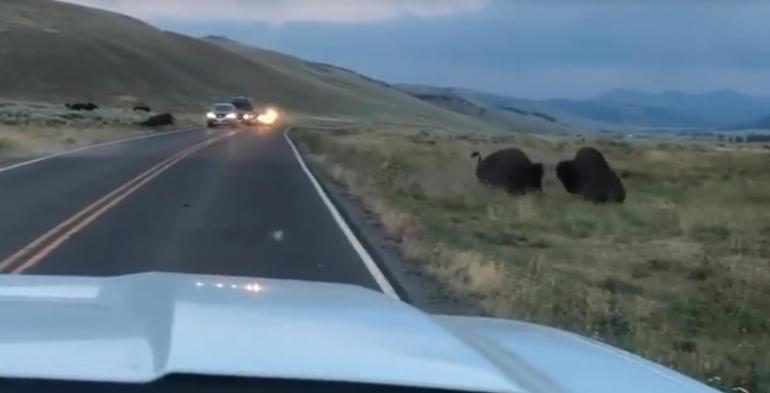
132;105;152;112
471;148;543;195
556;147;625;203
66;102;99;111
141;113;174;127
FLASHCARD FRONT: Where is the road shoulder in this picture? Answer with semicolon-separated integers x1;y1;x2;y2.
288;128;482;314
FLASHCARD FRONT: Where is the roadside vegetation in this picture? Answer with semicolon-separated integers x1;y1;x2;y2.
295;123;770;393
0;99;198;162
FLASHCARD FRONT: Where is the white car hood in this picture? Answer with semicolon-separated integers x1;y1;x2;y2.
0;273;717;393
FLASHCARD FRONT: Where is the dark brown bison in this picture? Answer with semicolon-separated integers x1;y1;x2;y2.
471;148;543;195
66;102;98;111
557;147;625;203
141;113;174;127
132;105;151;112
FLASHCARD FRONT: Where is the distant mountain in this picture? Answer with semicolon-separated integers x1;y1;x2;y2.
395;84;569;134
398;85;700;130
542;98;704;128
597;89;770;126
399;84;770;130
727;114;770;130
752;115;770;129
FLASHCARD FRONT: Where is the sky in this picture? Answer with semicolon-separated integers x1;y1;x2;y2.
63;0;770;99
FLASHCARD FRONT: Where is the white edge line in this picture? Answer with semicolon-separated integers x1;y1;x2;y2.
283;128;400;300
0;127;200;173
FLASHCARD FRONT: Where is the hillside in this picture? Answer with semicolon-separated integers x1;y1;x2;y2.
201;36;485;129
0;0;488;129
542;98;704;128
398;84;693;132
0;0;260;109
400;84;770;130
395;84;571;134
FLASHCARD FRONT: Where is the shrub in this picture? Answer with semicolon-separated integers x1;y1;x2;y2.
597;277;644;295
690;223;730;242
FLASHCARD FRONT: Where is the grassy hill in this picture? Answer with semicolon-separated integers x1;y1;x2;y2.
200;36;486;129
0;0;488;130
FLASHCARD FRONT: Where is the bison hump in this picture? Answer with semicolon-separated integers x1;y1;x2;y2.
574;147;611;171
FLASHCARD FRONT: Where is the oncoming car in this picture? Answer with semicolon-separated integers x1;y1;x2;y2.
206;103;239;128
231;96;257;125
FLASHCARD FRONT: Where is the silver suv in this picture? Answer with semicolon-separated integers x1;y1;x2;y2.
206;103;238;127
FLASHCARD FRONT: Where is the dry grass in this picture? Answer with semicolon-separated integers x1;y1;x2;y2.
0;99;202;162
295;125;770;393
0;125;147;161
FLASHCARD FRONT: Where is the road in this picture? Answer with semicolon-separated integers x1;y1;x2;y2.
0;127;394;295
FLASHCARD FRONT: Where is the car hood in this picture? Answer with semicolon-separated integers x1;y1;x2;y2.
0;273;716;393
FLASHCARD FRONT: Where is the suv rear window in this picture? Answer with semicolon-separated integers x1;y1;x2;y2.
231;99;253;111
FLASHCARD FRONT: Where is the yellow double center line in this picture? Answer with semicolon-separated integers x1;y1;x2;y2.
0;131;237;274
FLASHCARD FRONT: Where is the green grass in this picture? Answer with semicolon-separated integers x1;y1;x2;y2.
295;126;770;392
0;99;146;128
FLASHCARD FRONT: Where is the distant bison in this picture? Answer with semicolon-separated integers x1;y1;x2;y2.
66;102;99;111
471;148;543;195
132;105;151;112
141;113;174;127
557;147;625;203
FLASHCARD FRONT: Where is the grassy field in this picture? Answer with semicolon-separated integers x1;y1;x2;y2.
0;99;197;162
295;123;770;392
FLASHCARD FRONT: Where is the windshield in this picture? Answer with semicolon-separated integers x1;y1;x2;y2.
213;104;235;112
0;1;767;393
231;99;253;111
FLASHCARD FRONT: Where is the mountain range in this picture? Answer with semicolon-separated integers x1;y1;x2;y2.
397;85;770;131
1;0;768;134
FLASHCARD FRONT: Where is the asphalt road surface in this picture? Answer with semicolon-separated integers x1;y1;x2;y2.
0;127;392;295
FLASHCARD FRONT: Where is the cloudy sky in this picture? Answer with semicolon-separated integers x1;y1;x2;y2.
63;0;770;99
